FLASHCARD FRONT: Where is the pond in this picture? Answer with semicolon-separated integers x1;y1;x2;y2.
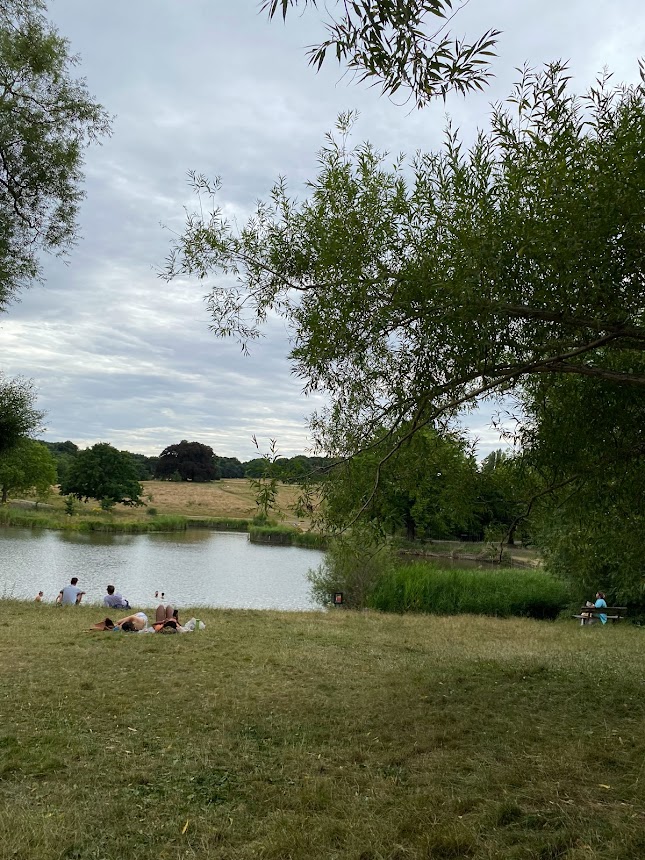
0;527;325;611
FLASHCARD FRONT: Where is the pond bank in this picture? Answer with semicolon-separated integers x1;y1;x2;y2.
0;505;326;549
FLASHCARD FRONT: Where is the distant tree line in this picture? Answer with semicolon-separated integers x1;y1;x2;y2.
41;440;335;485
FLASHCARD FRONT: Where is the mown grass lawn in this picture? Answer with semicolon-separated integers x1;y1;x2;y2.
1;603;644;859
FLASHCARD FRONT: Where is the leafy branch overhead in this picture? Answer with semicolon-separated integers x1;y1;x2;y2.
261;0;499;106
165;64;645;456
0;0;111;309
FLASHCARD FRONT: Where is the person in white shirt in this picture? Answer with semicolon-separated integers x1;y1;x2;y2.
56;577;85;605
103;585;129;609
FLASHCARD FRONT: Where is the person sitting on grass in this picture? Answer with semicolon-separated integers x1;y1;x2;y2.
103;585;130;609
56;577;85;606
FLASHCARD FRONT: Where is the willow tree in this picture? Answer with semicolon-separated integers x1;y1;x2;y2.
0;374;44;455
0;0;111;309
165;63;645;597
261;0;500;107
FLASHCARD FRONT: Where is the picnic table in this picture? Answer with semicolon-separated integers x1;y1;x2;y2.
573;606;627;625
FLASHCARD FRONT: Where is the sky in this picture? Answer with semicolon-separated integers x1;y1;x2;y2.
1;0;644;461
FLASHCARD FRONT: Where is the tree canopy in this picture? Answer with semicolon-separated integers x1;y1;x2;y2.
0;436;56;503
155;440;220;482
0;374;44;455
165;63;645;601
0;0;110;308
60;442;143;507
262;0;499;107
166;65;645;452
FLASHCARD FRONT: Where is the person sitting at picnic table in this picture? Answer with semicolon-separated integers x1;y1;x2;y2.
103;585;130;609
594;591;608;625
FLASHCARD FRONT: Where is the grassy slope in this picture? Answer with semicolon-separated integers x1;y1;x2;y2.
1;603;644;859
12;479;309;528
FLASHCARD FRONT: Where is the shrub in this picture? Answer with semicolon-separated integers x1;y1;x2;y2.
249;525;296;545
308;529;394;609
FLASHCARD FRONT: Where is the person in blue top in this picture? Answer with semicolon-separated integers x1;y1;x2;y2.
594;591;608;624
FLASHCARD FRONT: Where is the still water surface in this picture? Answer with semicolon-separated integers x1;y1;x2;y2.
0;527;324;610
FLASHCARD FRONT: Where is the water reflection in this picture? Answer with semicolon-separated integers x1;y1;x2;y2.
0;527;323;611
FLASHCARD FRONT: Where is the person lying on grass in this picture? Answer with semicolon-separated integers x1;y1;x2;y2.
152;604;180;633
89;611;149;632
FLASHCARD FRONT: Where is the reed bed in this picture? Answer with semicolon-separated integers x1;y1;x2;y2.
370;561;572;619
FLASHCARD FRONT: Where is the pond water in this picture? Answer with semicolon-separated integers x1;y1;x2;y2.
0;527;324;611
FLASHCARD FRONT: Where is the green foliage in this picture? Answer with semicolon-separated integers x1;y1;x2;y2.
517;359;645;606
0;375;44;455
291;530;327;550
308;528;394;608
369;563;572;619
167;62;645;596
0;0;110;308
249;525;298;545
146;506;158;517
155;439;220;481
0;437;55;503
128;451;158;480
63;495;75;516
248;437;281;520
262;0;499;107
323;426;479;541
217;455;244;478
185;516;250;531
60;442;143;507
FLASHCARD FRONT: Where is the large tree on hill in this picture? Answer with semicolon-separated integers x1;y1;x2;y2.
60;443;143;507
165;63;645;596
155;440;220;482
0;0;110;309
0;374;44;454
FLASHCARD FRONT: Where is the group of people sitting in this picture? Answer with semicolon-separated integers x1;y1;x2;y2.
45;578;131;607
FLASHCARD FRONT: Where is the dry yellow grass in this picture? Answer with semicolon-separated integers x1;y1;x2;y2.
38;479;308;525
141;478;304;522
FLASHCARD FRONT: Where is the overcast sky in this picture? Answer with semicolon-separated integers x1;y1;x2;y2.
1;0;644;460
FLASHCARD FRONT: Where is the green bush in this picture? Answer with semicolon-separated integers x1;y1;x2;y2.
187;517;250;532
249;525;296;545
308;529;394;609
369;562;572;619
292;531;328;550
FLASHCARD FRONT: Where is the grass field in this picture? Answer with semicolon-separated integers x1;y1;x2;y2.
16;479;308;527
1;603;644;859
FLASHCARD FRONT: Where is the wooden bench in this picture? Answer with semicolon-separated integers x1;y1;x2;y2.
573;606;627;625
